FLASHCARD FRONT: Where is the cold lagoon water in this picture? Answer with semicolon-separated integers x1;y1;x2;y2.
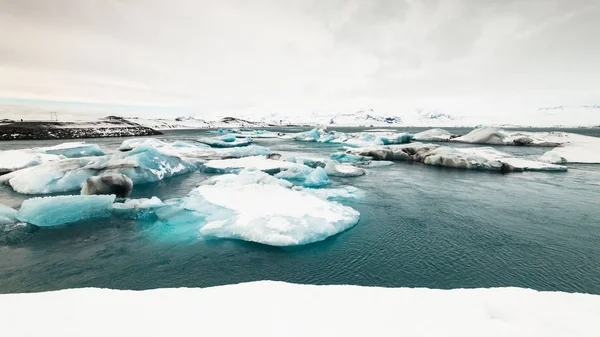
1;127;600;294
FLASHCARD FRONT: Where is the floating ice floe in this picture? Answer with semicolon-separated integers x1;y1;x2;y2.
291;128;411;147
324;160;366;177
17;195;116;227
0;146;198;194
236;130;280;138
284;155;327;168
539;134;600;164
203;156;305;174
113;197;165;219
0;142;105;174
118;138;167;151
272;166;330;187
156;169;360;246
40;142;105;158
451;127;567;146
346;143;567;172
292;186;364;201
197;135;252;148
413;128;457;142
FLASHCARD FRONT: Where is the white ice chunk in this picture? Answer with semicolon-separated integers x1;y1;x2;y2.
155;169;360;246
413;128;455;142
293;186;364;201
325;160;366;177
203;156;305;174
39;142;105;158
540;134;600;164
17;195;116;227
112;197;164;210
200;169;293;188
118;138;167;151
451;127;569;146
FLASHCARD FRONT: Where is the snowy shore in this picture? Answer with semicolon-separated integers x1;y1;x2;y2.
0;281;598;337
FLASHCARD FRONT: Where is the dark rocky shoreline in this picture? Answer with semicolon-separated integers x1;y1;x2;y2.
0;119;162;141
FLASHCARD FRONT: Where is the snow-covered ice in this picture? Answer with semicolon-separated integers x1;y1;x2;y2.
203;156;305;174
413;128;456;142
118;138;167;151
540;134;600;164
17;195;116;227
156;169;359;246
1;281;599;337
0;142;104;174
291;128;412;147
293;186;364;201
113;197;165;219
451;127;566;146
0;146;198;194
325;160;366;177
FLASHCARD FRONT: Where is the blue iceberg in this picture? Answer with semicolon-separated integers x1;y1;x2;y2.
17;195;116;227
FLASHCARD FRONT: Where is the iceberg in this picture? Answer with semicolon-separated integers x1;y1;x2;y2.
0;146;198;194
197;136;252;148
81;174;133;198
346;143;568;172
451;127;567;146
113;197;165;219
274;166;330;187
0;142;105;174
540;134;600;164
156;169;360;246
0;204;18;226
201;169;293;188
40;142;105;158
292;128;412;147
118;138;167;151
413;128;456;142
0;150;62;174
17;195;116;227
285;155;327;168
324;160;366;177
330;152;373;163
293;186;364;201
203;156;305;174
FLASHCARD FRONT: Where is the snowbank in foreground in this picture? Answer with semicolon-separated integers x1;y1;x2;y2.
1;281;598;337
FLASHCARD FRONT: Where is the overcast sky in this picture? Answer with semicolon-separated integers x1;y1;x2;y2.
0;0;598;118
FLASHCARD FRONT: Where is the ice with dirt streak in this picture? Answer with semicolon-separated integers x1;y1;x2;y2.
155;169;360;246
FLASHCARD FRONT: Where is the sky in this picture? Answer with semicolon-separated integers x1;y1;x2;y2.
0;0;599;119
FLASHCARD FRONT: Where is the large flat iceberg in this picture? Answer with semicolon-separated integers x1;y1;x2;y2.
17;194;116;227
346;143;567;172
203;156;306;174
156;169;359;246
540;134;600;164
291;128;412;147
1;281;598;337
451;127;569;146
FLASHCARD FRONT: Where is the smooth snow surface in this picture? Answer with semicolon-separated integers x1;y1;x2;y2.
1;281;599;337
157;169;359;246
540;134;600;164
17;194;116;227
413;128;456;141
